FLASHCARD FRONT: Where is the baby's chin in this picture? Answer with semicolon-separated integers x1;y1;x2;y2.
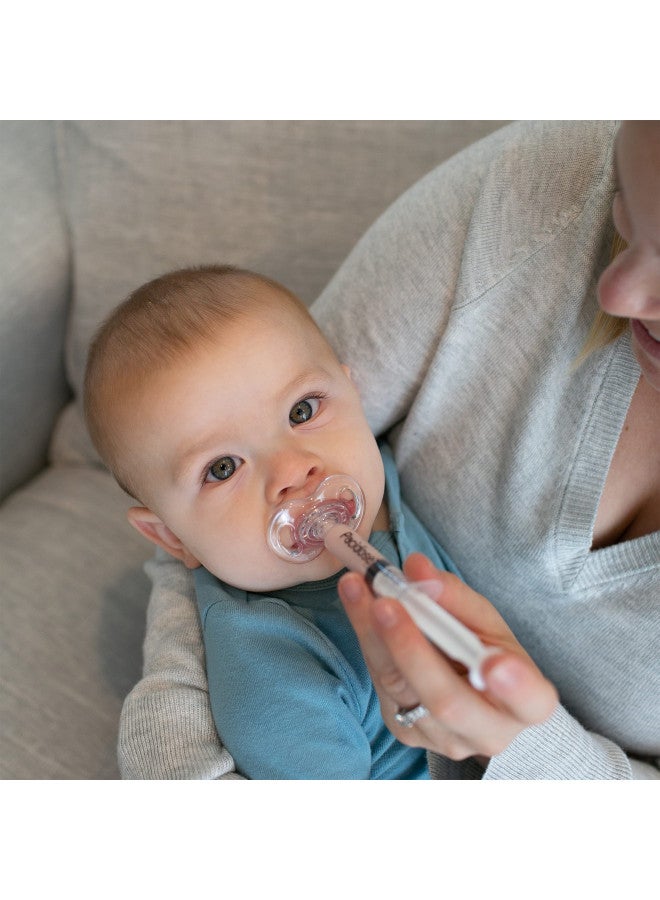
208;551;346;594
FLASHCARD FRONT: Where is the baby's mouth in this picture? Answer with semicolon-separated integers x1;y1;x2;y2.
268;475;365;563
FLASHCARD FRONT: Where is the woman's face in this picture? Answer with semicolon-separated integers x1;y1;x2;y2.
597;121;660;391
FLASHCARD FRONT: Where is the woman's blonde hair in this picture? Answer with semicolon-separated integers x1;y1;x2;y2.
576;230;629;364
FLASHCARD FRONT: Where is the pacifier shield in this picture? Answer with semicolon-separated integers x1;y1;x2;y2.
268;475;364;562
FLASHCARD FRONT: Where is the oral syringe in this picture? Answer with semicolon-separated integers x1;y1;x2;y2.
268;475;495;689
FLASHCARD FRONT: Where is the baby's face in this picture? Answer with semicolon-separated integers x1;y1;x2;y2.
121;302;385;590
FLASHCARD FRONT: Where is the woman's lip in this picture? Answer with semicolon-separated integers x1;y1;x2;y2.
631;318;660;361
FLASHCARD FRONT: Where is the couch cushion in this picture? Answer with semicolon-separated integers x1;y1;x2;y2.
0;465;151;778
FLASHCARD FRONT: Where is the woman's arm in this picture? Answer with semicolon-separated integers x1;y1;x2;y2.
118;549;239;779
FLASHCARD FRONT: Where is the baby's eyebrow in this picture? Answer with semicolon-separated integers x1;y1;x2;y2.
282;368;331;398
173;436;225;486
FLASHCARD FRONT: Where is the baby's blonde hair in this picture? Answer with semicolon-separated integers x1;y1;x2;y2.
84;264;316;499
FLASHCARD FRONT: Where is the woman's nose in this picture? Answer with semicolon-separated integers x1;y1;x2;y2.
265;447;323;505
598;245;660;320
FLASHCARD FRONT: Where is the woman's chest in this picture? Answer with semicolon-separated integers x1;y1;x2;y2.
592;376;660;549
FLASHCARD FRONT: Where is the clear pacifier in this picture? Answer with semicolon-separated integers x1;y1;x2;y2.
268;475;364;562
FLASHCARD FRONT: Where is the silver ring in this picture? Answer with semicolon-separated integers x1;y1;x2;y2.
394;704;429;728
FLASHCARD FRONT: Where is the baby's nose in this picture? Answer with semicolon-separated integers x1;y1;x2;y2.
266;449;322;505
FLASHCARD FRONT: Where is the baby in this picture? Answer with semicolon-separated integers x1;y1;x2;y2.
84;264;459;779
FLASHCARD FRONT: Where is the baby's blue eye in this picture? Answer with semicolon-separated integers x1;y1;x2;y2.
289;397;320;425
206;456;241;483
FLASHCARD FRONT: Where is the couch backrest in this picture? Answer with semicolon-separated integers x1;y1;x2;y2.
0;122;71;499
1;120;509;498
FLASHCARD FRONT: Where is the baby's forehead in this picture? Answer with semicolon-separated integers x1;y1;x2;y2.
216;299;332;354
111;294;336;413
132;304;334;392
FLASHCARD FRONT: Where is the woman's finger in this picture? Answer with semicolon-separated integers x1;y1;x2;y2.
338;571;419;711
482;652;559;726
404;555;558;724
371;596;526;756
402;553;517;643
341;555;559;758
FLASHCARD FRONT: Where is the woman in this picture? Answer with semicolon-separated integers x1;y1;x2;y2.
119;120;659;778
328;119;659;778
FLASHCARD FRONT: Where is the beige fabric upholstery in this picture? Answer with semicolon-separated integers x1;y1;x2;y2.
0;121;508;777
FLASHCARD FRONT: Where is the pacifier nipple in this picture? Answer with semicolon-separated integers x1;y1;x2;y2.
268;475;364;562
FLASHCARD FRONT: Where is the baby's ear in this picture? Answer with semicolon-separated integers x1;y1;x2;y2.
341;364;353;380
127;507;201;569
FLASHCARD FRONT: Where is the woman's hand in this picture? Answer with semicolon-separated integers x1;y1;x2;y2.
338;553;559;761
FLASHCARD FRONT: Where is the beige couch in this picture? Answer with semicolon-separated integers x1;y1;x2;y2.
0;121;508;778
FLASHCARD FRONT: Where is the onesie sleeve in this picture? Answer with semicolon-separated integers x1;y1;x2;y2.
201;593;373;780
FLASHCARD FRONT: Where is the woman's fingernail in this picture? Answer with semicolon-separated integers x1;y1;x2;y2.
373;599;399;628
488;659;520;690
